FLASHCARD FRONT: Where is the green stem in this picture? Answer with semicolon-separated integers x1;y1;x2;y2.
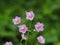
20;39;23;45
25;30;30;45
25;40;27;45
28;29;36;33
21;39;23;42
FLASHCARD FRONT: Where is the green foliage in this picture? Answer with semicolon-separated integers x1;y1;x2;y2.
0;0;60;45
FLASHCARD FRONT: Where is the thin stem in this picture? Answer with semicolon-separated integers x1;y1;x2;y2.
20;39;23;45
28;29;36;33
25;40;27;45
20;39;23;42
25;30;30;45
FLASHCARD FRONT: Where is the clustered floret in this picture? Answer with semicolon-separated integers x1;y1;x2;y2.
4;11;45;45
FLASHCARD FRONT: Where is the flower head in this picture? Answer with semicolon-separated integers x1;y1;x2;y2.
12;16;21;24
35;22;44;32
4;42;13;45
26;11;34;21
18;24;28;33
21;34;27;40
37;36;45;44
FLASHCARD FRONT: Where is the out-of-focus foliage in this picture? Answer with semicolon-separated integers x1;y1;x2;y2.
0;0;60;45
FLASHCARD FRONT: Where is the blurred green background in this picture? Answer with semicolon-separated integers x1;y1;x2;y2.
0;0;60;45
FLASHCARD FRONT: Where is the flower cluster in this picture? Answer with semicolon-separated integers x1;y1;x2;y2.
4;11;45;45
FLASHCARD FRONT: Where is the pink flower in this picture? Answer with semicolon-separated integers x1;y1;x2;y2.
12;16;21;24
18;24;28;33
26;11;34;21
21;34;27;40
4;42;13;45
37;36;45;44
35;22;44;32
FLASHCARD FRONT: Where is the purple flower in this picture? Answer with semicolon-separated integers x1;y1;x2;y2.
18;24;28;33
26;11;34;21
4;42;13;45
21;34;27;40
37;36;45;44
12;16;21;24
35;22;44;32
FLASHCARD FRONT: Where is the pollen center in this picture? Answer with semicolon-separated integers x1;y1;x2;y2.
21;27;25;30
29;13;32;18
37;26;41;29
29;15;32;18
15;19;19;22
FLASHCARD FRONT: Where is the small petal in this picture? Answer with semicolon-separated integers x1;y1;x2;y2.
26;11;34;21
35;22;44;32
18;24;28;33
37;36;45;44
12;16;21;25
4;42;13;45
21;34;27;40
